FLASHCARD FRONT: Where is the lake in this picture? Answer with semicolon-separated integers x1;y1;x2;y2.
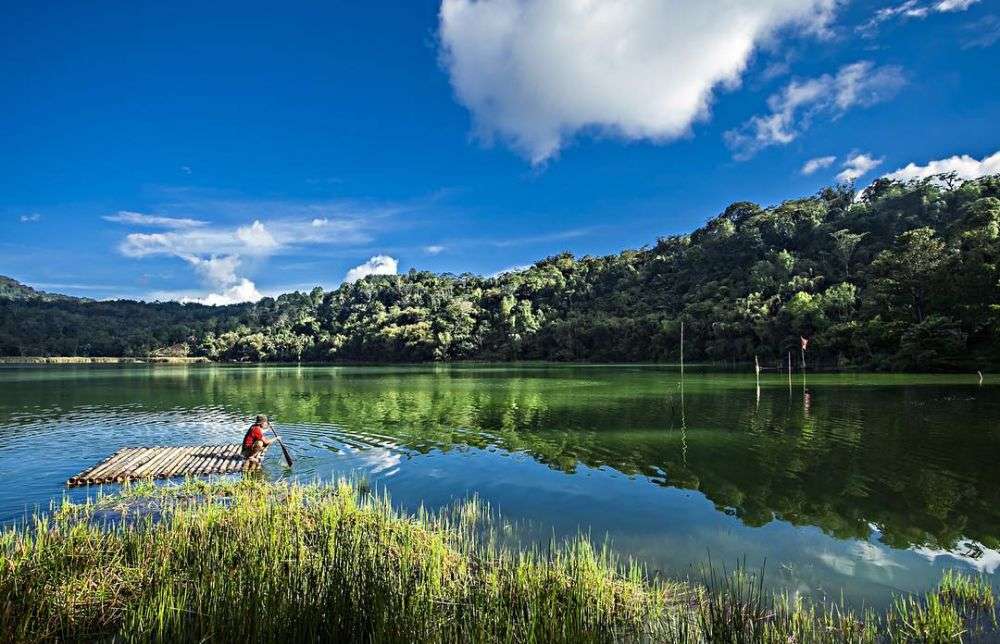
1;364;997;607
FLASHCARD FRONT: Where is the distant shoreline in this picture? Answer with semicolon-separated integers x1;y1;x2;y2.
0;356;211;365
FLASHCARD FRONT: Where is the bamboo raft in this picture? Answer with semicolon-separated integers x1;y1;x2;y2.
67;444;260;486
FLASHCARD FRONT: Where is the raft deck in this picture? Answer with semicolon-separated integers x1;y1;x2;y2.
67;444;259;486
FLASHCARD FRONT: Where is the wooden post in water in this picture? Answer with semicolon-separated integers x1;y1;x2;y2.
679;319;684;375
754;354;761;406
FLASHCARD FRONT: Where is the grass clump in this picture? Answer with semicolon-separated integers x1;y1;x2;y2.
1;479;998;643
1;479;678;642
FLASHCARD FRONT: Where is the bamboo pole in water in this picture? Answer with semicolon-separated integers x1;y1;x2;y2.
68;448;134;485
146;447;187;477
201;446;226;475
222;444;241;471
187;447;213;476
157;447;193;478
130;447;180;480
117;447;166;482
209;445;230;474
95;448;154;483
219;445;239;472
679;320;684;374
754;355;761;406
161;447;195;478
205;448;225;474
79;448;144;483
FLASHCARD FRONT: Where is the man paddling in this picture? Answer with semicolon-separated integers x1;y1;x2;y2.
242;415;278;464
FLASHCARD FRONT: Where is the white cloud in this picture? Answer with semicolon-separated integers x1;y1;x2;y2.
837;152;883;182
490;264;531;277
883;150;1000;182
438;0;839;164
235;220;279;253
344;255;398;283
119;218;366;259
912;539;1000;574
184;278;263;306
860;0;980;35
962;15;1000;49
801;155;837;175
935;0;979;11
186;255;241;287
103;210;207;228
424;245;446;255
117;213;371;304
726;62;905;159
19;213;41;223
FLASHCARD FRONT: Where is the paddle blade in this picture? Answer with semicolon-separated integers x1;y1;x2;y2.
278;441;293;467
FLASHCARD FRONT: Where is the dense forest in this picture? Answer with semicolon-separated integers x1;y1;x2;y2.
2;176;998;370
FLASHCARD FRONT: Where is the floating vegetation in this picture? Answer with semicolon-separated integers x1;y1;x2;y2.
1;479;997;642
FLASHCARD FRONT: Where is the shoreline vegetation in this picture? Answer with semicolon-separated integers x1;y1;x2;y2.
2;177;999;372
0;356;211;365
0;356;992;379
2;479;997;642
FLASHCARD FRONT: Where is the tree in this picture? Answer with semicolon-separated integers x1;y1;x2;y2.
870;227;946;324
829;229;867;277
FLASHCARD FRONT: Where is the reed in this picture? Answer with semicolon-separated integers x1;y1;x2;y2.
1;479;997;643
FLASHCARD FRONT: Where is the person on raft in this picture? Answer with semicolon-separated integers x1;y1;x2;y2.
242;415;277;463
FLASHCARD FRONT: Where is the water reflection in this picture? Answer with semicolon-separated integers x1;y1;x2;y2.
0;364;997;604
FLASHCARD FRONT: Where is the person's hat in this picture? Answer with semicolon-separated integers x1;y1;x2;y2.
255;414;268;423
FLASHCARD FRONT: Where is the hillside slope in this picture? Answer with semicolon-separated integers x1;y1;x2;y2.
2;176;998;369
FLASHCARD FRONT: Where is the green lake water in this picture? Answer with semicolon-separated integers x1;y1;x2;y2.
1;364;997;606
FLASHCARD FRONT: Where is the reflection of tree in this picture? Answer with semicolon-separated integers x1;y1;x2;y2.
4;366;999;552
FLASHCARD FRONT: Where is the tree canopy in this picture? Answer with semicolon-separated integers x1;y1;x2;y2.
3;175;998;370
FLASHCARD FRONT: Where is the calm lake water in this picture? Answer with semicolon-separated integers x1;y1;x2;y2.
1;364;997;606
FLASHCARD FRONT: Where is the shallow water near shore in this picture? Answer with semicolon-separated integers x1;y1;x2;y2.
1;363;997;608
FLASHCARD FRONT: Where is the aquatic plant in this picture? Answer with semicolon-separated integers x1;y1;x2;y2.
1;479;997;643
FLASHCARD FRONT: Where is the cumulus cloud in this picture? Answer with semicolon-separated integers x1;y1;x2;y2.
185;279;263;306
883;150;1000;182
114;212;372;304
726;61;905;159
424;245;446;255
801;155;837;175
19;213;41;223
103;210;206;228
344;255;398;283
438;0;839;164
837;153;883;182
235;220;279;253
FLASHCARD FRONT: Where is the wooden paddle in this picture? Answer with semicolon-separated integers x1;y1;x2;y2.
268;420;294;467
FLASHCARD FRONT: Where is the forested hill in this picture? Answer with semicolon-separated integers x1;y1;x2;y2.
2;176;998;370
0;276;80;302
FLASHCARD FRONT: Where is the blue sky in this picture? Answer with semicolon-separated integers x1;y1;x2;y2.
2;0;998;302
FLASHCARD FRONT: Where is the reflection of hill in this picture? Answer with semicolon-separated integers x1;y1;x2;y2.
2;365;998;552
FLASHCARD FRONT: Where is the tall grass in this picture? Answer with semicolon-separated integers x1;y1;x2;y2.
0;479;997;642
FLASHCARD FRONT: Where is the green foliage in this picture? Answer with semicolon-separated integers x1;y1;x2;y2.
3;481;997;642
0;479;676;642
2;175;998;369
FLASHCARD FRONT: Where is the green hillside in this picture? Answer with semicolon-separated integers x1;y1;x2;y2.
2;175;998;369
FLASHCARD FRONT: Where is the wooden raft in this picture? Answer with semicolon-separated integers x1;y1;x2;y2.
67;444;257;486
